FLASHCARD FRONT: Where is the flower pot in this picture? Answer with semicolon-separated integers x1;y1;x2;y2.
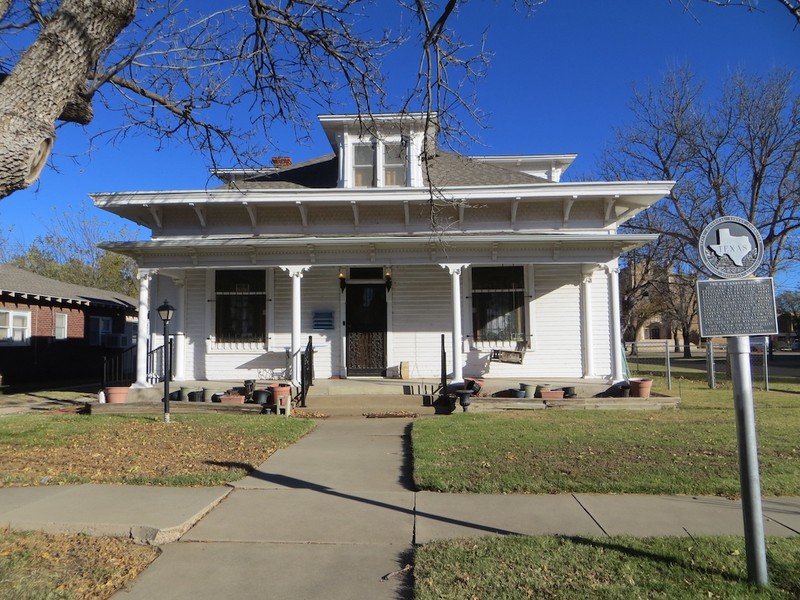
270;383;291;407
104;386;129;404
539;389;565;400
628;378;653;398
534;384;551;398
219;394;245;404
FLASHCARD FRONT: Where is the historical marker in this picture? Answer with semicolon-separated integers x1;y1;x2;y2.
697;278;778;338
696;216;770;587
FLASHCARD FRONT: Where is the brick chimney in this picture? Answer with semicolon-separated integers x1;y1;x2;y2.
271;156;292;168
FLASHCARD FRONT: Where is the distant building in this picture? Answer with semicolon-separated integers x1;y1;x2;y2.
0;264;137;384
94;112;673;387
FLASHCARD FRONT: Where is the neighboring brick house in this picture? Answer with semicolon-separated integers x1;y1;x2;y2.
0;264;137;384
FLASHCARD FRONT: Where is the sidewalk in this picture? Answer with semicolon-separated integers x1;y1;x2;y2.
0;417;798;599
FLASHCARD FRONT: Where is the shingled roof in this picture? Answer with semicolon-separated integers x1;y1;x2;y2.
0;264;137;311
218;150;545;190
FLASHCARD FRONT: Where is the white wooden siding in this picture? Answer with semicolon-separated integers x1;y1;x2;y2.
590;270;613;377
390;265;452;378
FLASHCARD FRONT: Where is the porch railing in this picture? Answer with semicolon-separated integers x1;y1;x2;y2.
101;345;137;389
147;338;173;384
299;335;314;407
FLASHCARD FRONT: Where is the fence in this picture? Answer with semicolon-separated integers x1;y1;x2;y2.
625;338;771;390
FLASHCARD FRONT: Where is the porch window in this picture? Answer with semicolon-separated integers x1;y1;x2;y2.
215;270;267;343
383;143;406;186
0;309;31;345
353;143;375;187
471;267;526;343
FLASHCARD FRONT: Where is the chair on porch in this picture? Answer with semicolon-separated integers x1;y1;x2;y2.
489;341;528;364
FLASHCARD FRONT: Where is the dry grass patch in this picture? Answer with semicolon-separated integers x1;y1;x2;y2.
0;413;315;487
0;529;159;600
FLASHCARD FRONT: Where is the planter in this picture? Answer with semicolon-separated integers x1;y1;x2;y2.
218;393;245;404
628;378;653;398
270;383;292;407
253;389;270;404
521;383;537;398
534;384;551;398
539;389;565;400
104;386;129;404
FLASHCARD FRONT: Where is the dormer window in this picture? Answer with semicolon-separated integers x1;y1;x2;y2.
383;143;407;187
353;143;375;187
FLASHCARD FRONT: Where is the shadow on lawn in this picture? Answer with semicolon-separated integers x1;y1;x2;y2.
562;535;745;585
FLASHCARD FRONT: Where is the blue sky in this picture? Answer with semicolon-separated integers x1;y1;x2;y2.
2;0;798;284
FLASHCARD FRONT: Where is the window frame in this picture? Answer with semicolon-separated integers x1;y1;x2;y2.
54;312;68;340
470;266;528;345
0;309;32;346
352;143;376;188
213;269;268;345
382;141;407;187
88;316;113;346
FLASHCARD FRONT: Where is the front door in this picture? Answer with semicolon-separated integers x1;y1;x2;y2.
346;284;387;376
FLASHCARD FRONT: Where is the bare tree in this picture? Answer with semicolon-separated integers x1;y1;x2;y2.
0;0;548;201
682;0;800;25
602;67;800;280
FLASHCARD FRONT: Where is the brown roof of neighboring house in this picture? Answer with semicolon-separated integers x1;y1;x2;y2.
0;264;137;311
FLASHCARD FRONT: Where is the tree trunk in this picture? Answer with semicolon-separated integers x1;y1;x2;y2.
0;0;136;200
682;325;692;358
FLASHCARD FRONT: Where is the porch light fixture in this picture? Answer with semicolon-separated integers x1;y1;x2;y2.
339;270;347;293
157;300;175;423
384;269;392;292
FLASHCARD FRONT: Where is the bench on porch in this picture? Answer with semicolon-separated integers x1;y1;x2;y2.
489;341;528;364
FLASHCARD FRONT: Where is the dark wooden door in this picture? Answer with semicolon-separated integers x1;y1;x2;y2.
346;284;387;376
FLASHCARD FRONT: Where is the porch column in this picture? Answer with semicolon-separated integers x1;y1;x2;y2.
280;266;311;401
581;266;596;378
133;269;152;387
606;265;624;382
173;276;186;381
440;263;469;382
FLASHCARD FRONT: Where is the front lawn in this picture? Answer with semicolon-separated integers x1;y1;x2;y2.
414;535;800;599
0;413;316;487
412;380;800;496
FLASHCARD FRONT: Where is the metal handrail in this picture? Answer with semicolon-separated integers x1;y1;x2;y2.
299;335;314;407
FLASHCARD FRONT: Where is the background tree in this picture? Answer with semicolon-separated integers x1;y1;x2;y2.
776;290;800;337
7;203;139;297
604;67;800;349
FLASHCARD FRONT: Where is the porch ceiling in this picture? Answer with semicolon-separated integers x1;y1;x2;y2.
100;232;658;269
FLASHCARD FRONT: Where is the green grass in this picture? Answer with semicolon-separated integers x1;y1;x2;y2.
412;379;800;496
414;535;800;599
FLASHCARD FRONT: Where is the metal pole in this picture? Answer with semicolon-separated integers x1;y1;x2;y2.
665;340;672;391
706;341;716;389
727;335;768;586
163;322;170;424
763;336;769;392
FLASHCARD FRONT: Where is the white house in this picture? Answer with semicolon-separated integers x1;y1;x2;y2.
93;112;673;391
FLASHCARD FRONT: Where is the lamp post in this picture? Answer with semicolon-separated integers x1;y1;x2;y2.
157;300;175;423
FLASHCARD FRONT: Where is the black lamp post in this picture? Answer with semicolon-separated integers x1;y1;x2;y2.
157;300;175;423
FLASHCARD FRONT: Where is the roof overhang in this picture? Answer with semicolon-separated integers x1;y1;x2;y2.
100;232;659;270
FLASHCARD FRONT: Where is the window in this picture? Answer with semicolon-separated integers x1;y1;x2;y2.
55;313;68;340
89;316;112;346
353;144;375;187
0;310;31;345
383;143;406;186
215;270;266;343
471;267;526;343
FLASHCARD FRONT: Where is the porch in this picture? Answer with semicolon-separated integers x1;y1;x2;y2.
111;376;678;417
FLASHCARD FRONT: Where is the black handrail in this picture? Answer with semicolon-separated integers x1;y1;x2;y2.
146;338;173;384
101;345;137;389
299;335;314;407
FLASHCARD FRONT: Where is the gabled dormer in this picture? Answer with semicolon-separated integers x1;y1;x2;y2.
318;112;437;188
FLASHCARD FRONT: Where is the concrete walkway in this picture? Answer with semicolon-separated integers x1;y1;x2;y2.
0;417;798;599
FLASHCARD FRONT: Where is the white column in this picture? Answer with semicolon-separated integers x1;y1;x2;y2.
606;265;624;382
280;266;311;404
134;269;152;387
581;267;595;379
440;263;469;382
173;276;186;381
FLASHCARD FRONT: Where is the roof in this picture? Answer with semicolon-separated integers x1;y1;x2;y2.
0;264;137;311
215;150;545;190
